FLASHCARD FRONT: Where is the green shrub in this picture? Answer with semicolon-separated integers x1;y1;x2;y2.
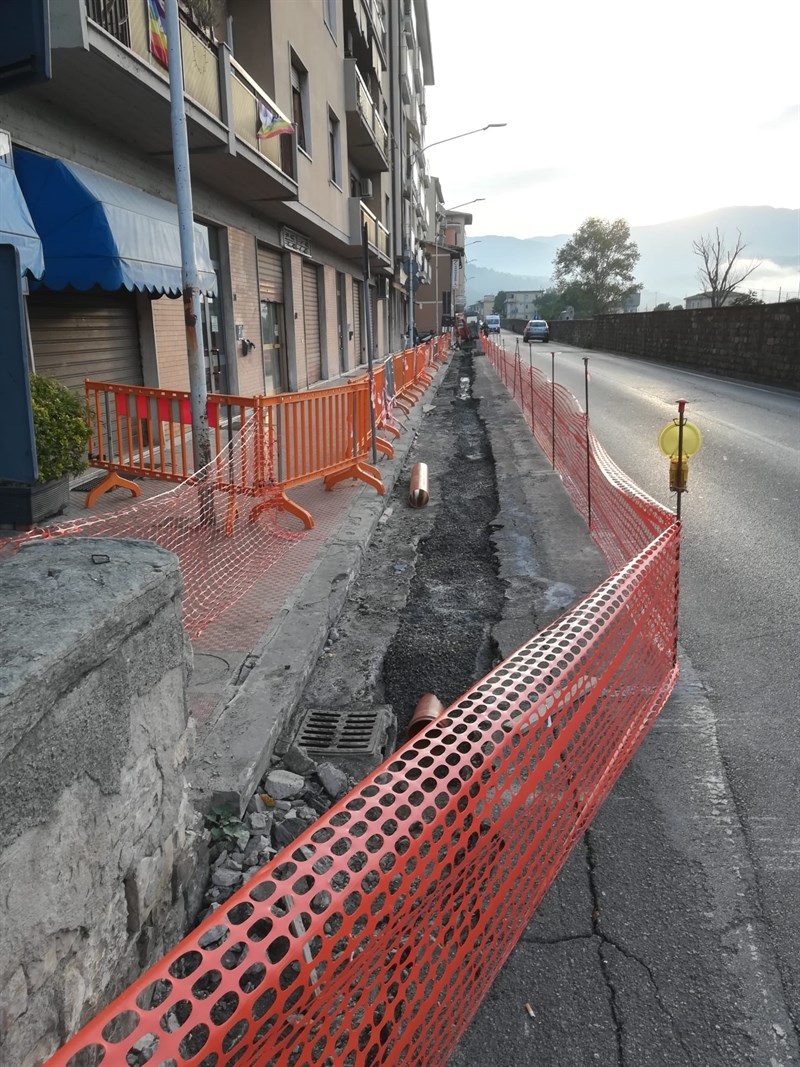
30;375;91;483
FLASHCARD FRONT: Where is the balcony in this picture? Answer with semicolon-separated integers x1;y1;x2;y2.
400;50;413;105
347;199;391;268
344;60;389;173
35;0;297;210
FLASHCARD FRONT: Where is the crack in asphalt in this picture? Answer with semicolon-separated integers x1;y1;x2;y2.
585;830;702;1067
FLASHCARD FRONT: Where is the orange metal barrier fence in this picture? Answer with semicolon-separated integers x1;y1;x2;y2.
45;332;682;1067
3;342;449;641
83;338;447;529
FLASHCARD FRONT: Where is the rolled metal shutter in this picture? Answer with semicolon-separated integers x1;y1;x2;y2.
302;263;321;385
27;290;142;392
353;280;362;365
257;244;284;302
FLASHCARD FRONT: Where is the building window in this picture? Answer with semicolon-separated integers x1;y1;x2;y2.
328;109;341;187
323;0;337;39
291;59;309;155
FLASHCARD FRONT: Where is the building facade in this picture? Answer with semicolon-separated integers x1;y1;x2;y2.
503;290;546;320
0;0;437;410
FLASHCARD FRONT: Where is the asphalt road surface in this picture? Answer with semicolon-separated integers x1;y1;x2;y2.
485;331;800;1061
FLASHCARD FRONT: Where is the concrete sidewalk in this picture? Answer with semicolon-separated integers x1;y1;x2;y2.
186;354;452;811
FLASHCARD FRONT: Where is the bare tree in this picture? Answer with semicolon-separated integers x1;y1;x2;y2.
692;228;760;307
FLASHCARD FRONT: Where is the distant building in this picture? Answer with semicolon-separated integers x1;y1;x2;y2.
503;290;545;319
480;296;495;318
684;292;714;309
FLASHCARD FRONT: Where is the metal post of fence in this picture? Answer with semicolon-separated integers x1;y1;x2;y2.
550;350;556;469
527;341;535;433
502;339;507;386
676;398;686;521
583;356;591;529
512;338;519;398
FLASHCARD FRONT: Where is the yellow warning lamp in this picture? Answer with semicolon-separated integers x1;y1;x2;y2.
658;400;702;518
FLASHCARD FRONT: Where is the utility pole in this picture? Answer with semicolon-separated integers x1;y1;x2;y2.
164;0;211;473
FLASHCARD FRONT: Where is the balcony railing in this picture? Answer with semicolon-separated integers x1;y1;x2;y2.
85;0;294;182
87;0;130;47
353;66;389;158
351;199;389;260
88;0;220;118
230;57;294;178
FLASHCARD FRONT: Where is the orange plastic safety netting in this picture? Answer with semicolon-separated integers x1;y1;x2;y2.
486;339;674;568
46;525;679;1067
0;412;304;641
44;339;682;1067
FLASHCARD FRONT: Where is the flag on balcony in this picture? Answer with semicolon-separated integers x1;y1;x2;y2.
257;102;294;140
147;0;169;68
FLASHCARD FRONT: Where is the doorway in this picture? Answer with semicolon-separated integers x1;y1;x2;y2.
260;299;287;394
200;291;227;394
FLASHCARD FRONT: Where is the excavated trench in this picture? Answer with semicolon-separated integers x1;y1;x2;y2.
381;347;505;740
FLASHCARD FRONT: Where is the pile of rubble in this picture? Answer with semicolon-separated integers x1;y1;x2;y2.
198;745;353;922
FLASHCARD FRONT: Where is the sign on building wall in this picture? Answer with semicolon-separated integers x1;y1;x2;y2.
281;227;312;258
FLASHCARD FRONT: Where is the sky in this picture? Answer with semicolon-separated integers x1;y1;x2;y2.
423;0;800;242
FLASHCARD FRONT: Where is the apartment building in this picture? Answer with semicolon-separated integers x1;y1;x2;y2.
0;0;436;406
415;193;471;333
503;290;546;320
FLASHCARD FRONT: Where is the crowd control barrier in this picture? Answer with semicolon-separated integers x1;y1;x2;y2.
45;332;682;1067
3;340;448;641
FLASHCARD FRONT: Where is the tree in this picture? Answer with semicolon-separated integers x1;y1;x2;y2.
653;302;672;311
492;290;508;315
730;288;764;306
553;217;642;316
536;284;593;320
691;228;760;308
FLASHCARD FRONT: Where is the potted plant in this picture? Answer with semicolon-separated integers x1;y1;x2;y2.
0;374;91;526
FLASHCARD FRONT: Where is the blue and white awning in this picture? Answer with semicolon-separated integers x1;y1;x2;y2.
14;149;217;295
0;155;44;278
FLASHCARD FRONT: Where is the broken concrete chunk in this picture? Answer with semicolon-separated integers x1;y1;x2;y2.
283;744;317;777
263;769;305;800
316;762;349;799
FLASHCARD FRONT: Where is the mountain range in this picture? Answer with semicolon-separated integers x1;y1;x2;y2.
465;206;800;309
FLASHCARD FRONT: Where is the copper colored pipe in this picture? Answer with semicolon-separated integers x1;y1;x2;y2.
408;462;429;507
406;693;445;741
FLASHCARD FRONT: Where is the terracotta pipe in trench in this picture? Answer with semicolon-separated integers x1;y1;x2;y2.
408;463;429;508
405;693;445;741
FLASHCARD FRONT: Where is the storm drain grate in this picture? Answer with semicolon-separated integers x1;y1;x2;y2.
296;706;383;757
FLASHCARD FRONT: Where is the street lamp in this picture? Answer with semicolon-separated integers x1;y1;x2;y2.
421;123;507;153
443;198;485;212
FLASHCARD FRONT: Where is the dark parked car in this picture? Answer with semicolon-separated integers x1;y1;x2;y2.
523;319;550;343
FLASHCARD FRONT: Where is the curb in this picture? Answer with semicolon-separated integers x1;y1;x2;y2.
190;356;452;814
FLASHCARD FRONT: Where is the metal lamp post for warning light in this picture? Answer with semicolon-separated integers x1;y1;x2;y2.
658;400;703;520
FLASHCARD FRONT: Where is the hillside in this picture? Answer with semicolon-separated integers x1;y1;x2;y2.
465;206;800;307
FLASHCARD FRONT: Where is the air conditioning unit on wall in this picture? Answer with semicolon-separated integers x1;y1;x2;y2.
358;178;374;199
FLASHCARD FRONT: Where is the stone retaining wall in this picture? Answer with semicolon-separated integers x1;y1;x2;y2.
0;538;205;1067
515;304;799;389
